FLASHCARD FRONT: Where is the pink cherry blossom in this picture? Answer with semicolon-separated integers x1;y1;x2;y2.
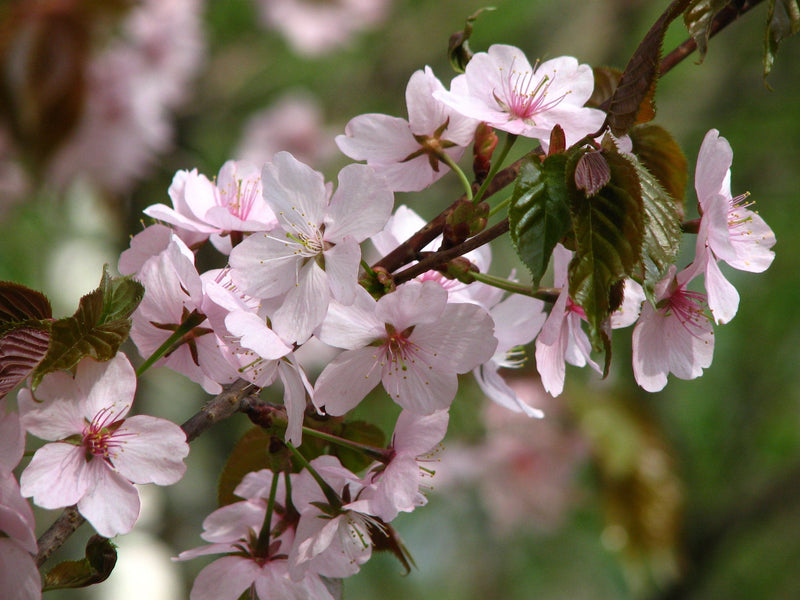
534;245;601;397
314;281;497;415
0;402;40;600
337;66;479;192
693;129;776;323
474;291;547;417
145;161;277;254
289;456;379;581
256;0;391;57
434;44;605;147
131;236;241;394
19;354;188;538
632;265;715;392
229;152;394;344
175;470;332;600
363;409;449;521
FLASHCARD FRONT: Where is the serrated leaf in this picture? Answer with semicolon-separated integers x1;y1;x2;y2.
607;0;693;136
42;535;117;591
0;281;52;323
629;124;688;213
764;0;800;78
218;426;275;506
683;0;729;61
588;66;622;109
0;324;50;399
634;161;683;298
337;420;386;473
568;148;644;350
509;154;572;284
30;267;143;388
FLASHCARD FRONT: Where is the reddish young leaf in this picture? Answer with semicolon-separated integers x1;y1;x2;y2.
0;281;52;323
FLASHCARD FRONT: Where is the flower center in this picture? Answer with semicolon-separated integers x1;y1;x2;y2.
82;406;128;461
495;58;568;124
218;176;261;221
664;287;710;338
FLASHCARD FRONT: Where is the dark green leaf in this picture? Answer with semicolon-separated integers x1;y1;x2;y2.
30;267;143;389
629;123;688;211
607;0;693;136
508;154;573;285
568;146;644;350
42;535;117;591
447;7;495;73
683;0;729;61
634;161;683;298
337;420;386;473
764;0;800;78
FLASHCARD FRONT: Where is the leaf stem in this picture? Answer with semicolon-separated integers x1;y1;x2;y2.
286;443;342;509
438;151;474;201
468;271;561;303
135;310;207;377
474;133;517;204
301;426;388;462
255;470;280;555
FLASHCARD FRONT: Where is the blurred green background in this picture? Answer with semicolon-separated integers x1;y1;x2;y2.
2;0;799;598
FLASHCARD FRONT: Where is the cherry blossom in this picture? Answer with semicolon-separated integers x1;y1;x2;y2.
228;152;394;344
130;236;240;394
434;44;605;147
313;281;497;415
693;129;776;323
474;291;547;416
534;244;601;397
19;354;189;538
632;264;715;392
255;0;391;56
337;66;479;192
362;409;449;521
0;401;40;600
144;161;277;254
289;456;380;581
176;470;333;600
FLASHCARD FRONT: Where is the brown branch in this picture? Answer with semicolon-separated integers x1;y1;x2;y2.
394;218;510;285
372;157;524;275
34;378;260;566
660;0;766;75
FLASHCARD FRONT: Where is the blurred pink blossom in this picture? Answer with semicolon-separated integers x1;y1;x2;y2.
256;0;392;56
47;0;205;193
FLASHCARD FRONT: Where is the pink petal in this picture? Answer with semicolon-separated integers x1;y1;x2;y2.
382;355;457;414
20;443;88;508
313;346;382;416
263;152;328;233
271;261;329;344
0;538;41;600
110;415;188;485
228;233;300;299
336;114;418;163
18;374;85;440
190;556;260;600
77;459;140;537
323;237;360;305
392;409;449;456
704;256;740;324
78;354;136;422
324;164;394;243
695;129;732;208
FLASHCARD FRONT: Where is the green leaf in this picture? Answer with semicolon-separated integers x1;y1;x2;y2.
30;267;144;389
607;0;693;136
764;0;800;78
508;154;572;285
337;420;386;473
568;146;644;351
629;123;688;211
683;0;729;61
634;161;683;298
42;535;117;591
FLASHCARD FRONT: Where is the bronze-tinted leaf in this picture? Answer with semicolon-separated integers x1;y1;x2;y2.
588;66;622;109
30;267;143;389
764;0;800;78
447;7;495;73
629;123;688;211
607;0;694;136
574;150;611;197
0;324;50;399
42;535;117;591
218;426;274;506
0;281;52;323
